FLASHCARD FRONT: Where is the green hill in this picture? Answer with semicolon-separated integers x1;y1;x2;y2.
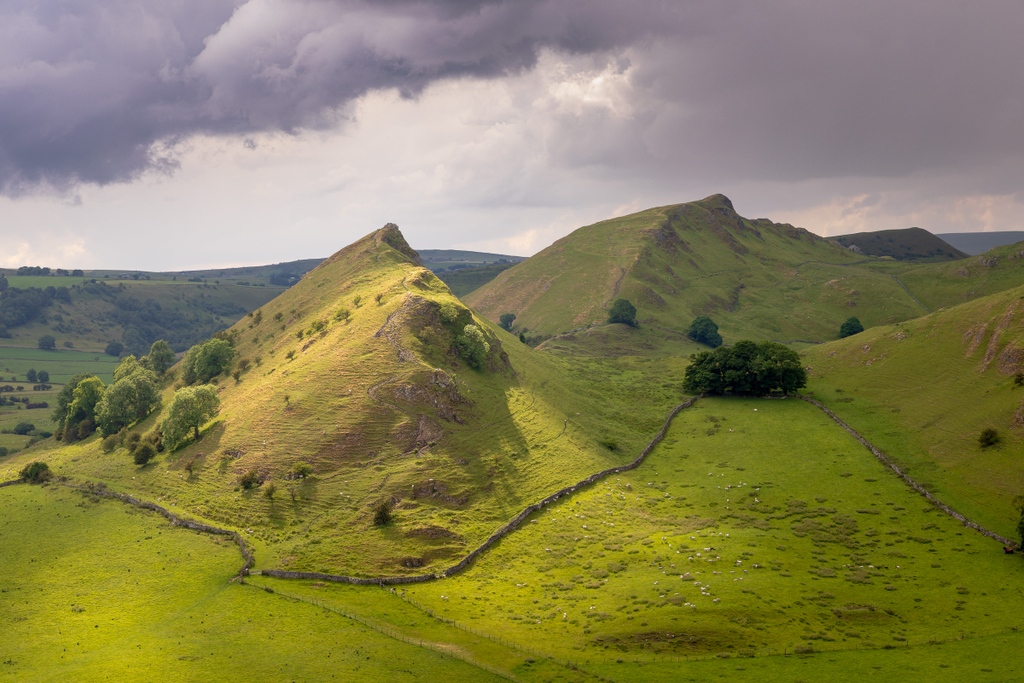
466;195;932;344
0;225;684;577
829;227;967;261
802;284;1024;539
937;231;1024;256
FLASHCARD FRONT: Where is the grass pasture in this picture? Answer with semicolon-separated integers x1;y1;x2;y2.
0;347;120;384
399;397;1024;677
0;483;509;683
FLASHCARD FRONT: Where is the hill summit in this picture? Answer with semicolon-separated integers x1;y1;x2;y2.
466;194;930;343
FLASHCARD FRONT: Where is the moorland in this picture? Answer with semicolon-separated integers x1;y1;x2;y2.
2;195;1023;682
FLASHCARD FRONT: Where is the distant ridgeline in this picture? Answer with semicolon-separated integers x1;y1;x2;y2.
828;227;967;261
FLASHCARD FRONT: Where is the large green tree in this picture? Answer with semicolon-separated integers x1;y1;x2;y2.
687;316;723;348
839;317;864;338
162;385;221;450
182;339;235;384
683;341;806;396
59;376;106;440
95;356;162;435
607;299;637;327
144;339;176;376
456;324;490;369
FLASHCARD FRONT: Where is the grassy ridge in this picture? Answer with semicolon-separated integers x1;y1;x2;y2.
803;284;1024;539
466;195;930;343
829;227;967;261
0;226;684;577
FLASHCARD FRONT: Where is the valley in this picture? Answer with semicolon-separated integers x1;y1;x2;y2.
2;196;1024;681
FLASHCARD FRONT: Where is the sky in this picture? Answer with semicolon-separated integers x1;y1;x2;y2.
2;0;1023;270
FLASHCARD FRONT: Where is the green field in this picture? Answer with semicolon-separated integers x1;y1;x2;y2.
397;397;1024;677
0;483;516;683
0;347;120;384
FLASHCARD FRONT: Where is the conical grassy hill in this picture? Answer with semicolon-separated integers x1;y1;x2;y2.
1;225;684;576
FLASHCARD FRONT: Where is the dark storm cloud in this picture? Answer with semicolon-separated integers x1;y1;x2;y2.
2;0;1023;196
0;0;680;193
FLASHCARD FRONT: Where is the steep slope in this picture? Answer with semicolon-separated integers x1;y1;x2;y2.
829;227;967;261
466;195;930;344
802;284;1024;538
1;225;684;576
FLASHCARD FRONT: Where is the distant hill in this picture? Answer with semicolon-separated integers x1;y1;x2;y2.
417;249;525;271
936;231;1024;256
466;194;936;344
828;227;967;261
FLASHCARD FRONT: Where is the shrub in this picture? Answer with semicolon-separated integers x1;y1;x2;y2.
607;299;637;327
374;501;393;526
101;434;120;453
839;317;864;338
20;461;51;483
0;446;8;457
125;431;142;452
264;482;277;500
334;307;351;322
979;428;1001;448
291;461;314;479
239;469;263;490
133;442;156;465
37;335;56;350
375;292;385;305
13;421;35;435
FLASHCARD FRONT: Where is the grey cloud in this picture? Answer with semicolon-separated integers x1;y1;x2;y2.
0;0;679;193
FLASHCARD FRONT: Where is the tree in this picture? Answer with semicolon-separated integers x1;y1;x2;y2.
37;335;56;350
144;340;175;376
105;341;124;357
60;376;105;441
456;324;490;369
374;501;393;526
499;313;517;331
132;442;156;466
95;356;161;435
684;341;807;396
181;339;235;384
37;370;49;383
607;299;637;327
839;317;864;338
687;316;723;348
161;385;221;450
13;421;35;435
25;369;37;383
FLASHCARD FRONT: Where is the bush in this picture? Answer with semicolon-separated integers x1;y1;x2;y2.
979;428;1001;448
125;431;142;452
239;469;263;490
0;446;8;457
37;335;56;350
291;461;314;479
19;461;51;483
607;299;637;326
839;317;864;338
101;433;121;453
133;442;156;465
687;316;723;348
13;421;35;435
374;501;393;526
264;482;277;500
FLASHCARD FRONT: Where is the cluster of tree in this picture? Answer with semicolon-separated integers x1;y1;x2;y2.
268;272;301;286
52;340;174;442
683;341;807;396
839;317;864;338
181;338;234;384
0;286;68;329
499;312;516;331
25;369;50;383
687;316;723;347
16;266;51;275
608;299;637;327
38;335;56;350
